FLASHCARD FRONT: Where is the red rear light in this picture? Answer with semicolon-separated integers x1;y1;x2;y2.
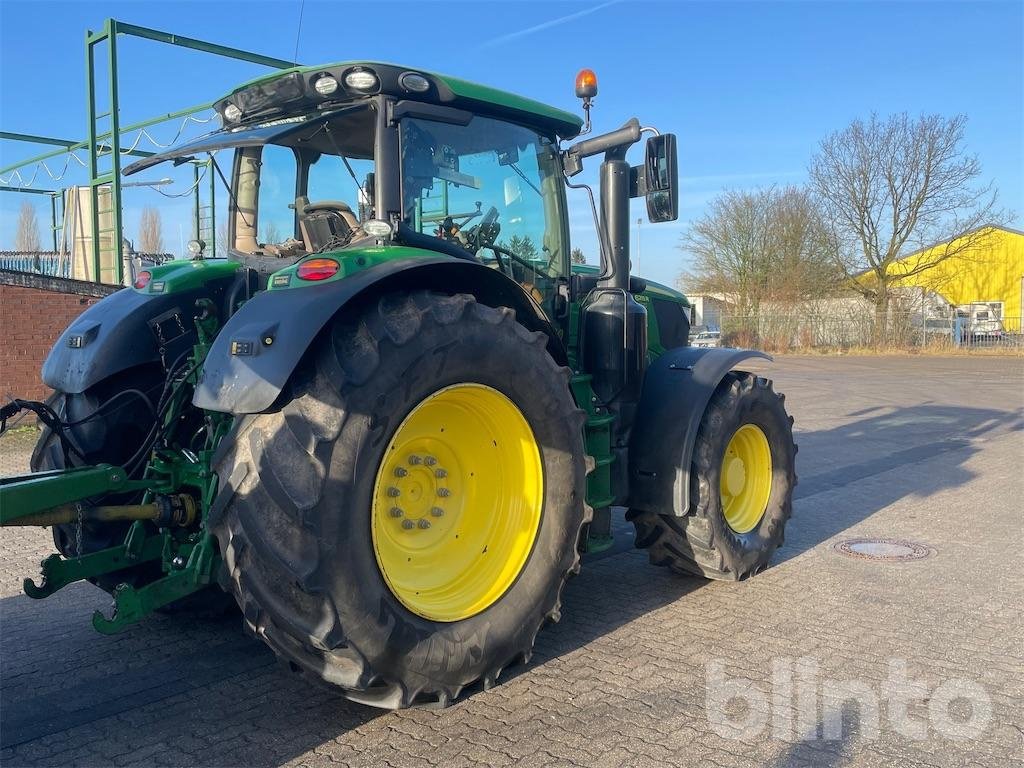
296;258;340;281
134;270;152;289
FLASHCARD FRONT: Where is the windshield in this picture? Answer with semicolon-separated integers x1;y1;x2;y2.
399;116;565;269
399;113;569;318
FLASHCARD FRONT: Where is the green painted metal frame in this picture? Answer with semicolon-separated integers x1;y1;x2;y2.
0;185;57;194
191;161;216;249
1;19;295;283
83;18;297;285
1;131;136;254
0;131;156;168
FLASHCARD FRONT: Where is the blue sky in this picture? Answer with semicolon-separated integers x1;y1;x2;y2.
1;0;1021;288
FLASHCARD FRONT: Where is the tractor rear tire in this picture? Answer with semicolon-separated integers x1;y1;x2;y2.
628;372;796;580
210;291;589;708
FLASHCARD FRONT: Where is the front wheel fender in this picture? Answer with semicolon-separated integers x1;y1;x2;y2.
628;347;771;516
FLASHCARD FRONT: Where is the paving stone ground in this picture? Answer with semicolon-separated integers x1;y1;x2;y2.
1;355;1022;768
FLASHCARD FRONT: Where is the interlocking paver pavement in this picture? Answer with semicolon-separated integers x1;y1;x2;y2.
1;355;1022;767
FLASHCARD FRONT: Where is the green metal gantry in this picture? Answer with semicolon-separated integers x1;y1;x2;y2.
0;129;154;254
84;18;297;284
1;19;297;284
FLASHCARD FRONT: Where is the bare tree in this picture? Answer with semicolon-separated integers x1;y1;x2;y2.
261;221;281;245
679;186;839;314
809;113;1000;331
680;189;771;314
770;187;844;303
138;207;164;254
216;220;230;257
571;247;587;265
15;201;42;252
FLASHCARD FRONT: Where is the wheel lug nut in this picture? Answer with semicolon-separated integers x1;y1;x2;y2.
386;487;401;497
418;519;431;529
437;488;451;497
408;455;422;465
424;456;437;466
431;507;444;517
434;469;447;478
394;467;408;477
401;519;415;530
390;507;403;518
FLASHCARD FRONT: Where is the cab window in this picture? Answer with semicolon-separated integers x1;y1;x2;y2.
256;145;298;244
229;105;376;257
399;115;569;317
307;152;373;220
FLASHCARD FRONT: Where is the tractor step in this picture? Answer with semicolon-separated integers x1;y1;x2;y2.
570;373;616;510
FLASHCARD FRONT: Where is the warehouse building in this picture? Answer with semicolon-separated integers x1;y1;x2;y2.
887;224;1024;325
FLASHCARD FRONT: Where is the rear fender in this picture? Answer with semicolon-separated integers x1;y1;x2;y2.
41;280;234;394
193;257;567;414
628;347;771;516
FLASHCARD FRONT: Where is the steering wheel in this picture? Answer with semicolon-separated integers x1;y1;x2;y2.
489;243;543;275
465;206;501;252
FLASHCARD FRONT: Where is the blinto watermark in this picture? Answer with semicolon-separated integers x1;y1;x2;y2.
706;658;991;742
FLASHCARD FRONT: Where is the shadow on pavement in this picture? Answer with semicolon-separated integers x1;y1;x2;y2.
775;403;1022;564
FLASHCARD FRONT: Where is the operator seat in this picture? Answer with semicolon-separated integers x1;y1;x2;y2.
297;196;360;252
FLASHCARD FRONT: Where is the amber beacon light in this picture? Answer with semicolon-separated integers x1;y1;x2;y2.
575;68;598;99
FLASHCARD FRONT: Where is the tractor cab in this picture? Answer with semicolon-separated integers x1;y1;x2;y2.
123;61;671;328
125;63;586;322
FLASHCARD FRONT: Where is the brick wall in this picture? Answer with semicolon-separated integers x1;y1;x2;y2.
1;271;119;402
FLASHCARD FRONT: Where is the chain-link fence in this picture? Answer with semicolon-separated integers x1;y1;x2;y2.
716;311;1023;353
0;252;71;278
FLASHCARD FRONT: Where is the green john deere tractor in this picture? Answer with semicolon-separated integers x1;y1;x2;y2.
0;63;796;708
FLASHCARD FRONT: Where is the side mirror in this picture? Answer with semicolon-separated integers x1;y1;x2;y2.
644;134;678;223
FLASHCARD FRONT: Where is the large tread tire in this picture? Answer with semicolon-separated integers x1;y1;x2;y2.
628;371;797;580
210;291;590;709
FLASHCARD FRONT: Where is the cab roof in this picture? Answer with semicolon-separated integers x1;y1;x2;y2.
217;61;584;140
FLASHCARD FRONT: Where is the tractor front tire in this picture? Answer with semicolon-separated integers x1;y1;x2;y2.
211;292;589;708
628;371;796;580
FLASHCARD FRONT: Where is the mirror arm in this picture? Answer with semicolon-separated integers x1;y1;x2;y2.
563;118;641;176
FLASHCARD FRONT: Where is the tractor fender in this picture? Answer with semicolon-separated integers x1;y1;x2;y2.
628;346;771;517
41;282;233;395
193;256;567;414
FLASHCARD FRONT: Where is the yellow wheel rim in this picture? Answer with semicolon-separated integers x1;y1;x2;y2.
370;383;543;622
720;424;773;534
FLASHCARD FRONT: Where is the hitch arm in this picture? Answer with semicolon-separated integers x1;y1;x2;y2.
24;520;163;599
0;464;149;525
91;533;218;634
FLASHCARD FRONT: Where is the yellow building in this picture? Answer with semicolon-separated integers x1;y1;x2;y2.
888;225;1024;321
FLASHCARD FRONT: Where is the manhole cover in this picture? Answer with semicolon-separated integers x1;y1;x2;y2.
831;538;935;562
